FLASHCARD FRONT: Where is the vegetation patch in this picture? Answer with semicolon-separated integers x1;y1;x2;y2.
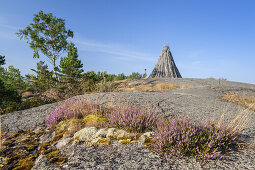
0;128;67;169
51;131;64;144
82;114;108;128
46;150;66;165
0;131;40;169
107;105;158;133
44;99;248;160
116;81;190;92
45;100;106;128
153;118;239;159
221;93;255;111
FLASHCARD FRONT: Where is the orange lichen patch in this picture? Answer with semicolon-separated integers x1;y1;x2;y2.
221;93;255;111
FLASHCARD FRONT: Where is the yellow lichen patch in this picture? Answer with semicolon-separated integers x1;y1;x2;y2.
119;139;132;145
26;144;37;151
38;142;50;153
51;132;64;144
98;138;111;145
82;114;108;127
117;134;139;141
13;160;34;170
47;150;60;159
14;155;36;170
8;154;21;162
108;135;118;140
74;136;80;141
47;150;66;165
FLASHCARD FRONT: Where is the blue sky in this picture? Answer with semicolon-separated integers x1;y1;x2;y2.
0;0;255;84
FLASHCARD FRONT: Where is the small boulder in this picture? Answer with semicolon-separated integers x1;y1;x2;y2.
73;127;98;141
95;128;108;138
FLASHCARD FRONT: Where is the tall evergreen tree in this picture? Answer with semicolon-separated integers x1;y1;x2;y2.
30;61;56;92
59;42;83;83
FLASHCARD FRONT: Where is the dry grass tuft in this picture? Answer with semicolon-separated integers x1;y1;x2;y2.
226;108;252;134
153;83;189;90
221;93;255;111
118;82;190;92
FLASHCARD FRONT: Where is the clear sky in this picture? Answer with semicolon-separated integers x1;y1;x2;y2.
0;0;255;84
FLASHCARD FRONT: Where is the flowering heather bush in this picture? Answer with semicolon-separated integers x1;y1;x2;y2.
46;100;103;128
154;118;238;159
107;106;159;133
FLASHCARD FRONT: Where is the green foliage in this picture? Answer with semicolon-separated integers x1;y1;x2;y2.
0;79;21;114
0;55;5;66
17;10;73;77
59;42;83;83
20;97;45;110
114;73;126;81
29;61;56;93
127;72;144;79
0;66;26;92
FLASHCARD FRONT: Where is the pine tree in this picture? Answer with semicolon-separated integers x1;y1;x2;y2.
30;61;56;92
59;42;83;83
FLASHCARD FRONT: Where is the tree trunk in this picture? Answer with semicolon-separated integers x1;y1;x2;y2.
52;57;58;81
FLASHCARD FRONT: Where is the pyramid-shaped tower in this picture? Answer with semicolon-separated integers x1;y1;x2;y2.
149;45;182;78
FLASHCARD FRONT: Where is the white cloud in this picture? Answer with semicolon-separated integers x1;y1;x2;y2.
0;30;17;40
0;23;19;30
74;37;154;62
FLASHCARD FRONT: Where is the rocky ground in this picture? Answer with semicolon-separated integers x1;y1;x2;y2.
1;78;255;169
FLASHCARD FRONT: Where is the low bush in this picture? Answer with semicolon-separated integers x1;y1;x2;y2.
107;106;159;133
153;118;238;159
45;100;104;128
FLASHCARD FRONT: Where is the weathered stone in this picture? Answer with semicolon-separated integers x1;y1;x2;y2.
95;128;108;138
73;127;98;141
56;137;72;150
32;155;61;170
150;45;182;78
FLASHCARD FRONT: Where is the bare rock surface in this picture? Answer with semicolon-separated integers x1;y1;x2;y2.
2;78;255;169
